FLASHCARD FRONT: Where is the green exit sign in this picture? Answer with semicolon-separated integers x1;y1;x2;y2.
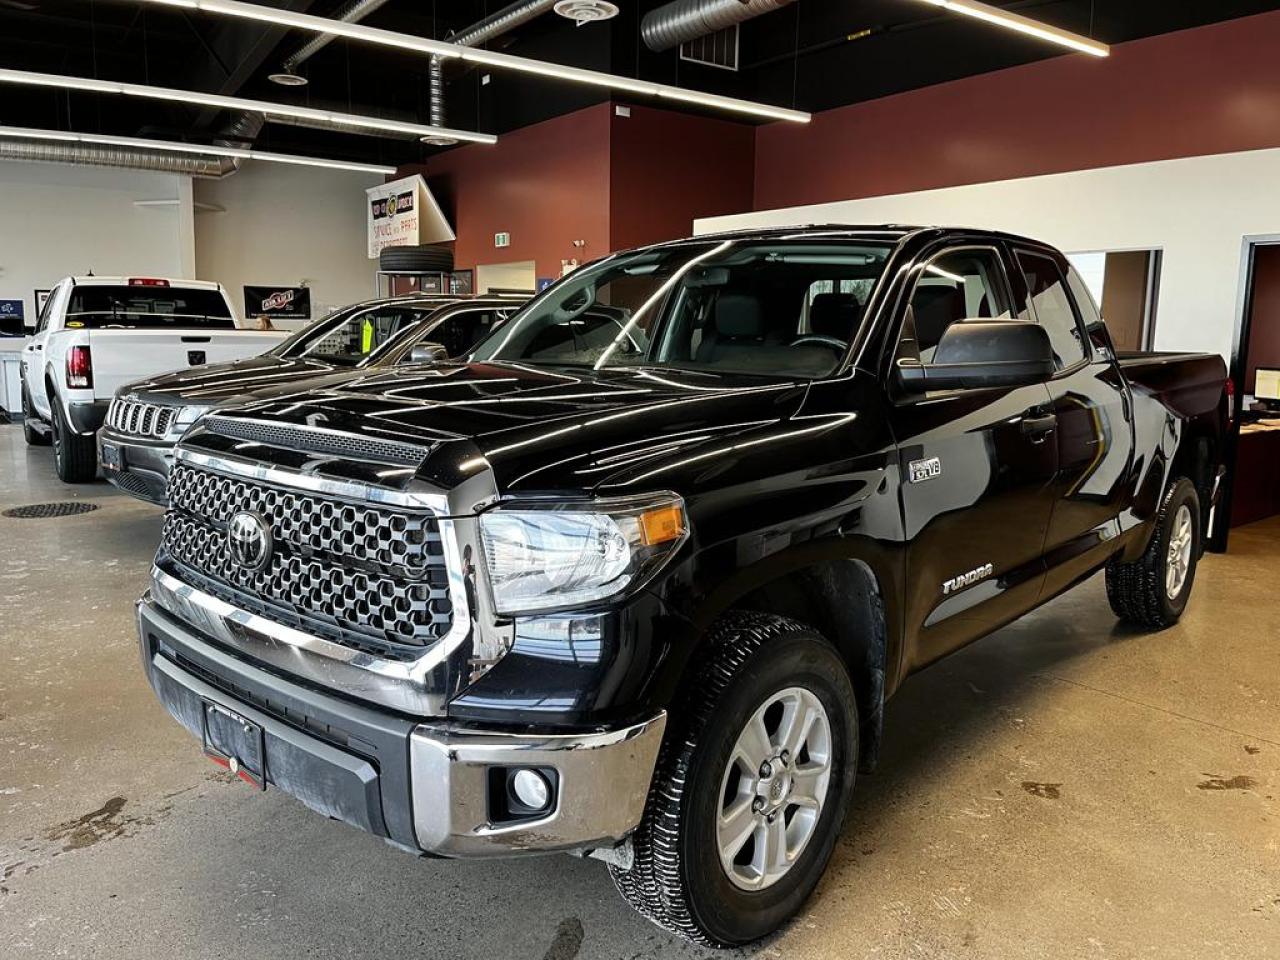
494;232;511;248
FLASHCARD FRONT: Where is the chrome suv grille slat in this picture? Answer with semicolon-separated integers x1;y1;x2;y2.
108;398;175;438
161;461;454;653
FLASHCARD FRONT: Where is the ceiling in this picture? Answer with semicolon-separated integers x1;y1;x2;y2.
3;0;1279;169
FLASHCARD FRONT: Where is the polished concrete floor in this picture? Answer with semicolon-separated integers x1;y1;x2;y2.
1;423;1277;960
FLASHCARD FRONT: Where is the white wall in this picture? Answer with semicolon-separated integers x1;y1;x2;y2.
194;163;382;320
696;147;1280;359
0;162;189;324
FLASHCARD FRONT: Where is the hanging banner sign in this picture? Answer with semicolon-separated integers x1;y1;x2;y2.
366;174;455;259
244;285;311;320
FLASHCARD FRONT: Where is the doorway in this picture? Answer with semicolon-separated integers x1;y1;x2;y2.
1067;249;1162;351
1216;240;1280;548
476;260;537;295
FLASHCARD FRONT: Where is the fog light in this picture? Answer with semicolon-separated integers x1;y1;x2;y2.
511;768;551;811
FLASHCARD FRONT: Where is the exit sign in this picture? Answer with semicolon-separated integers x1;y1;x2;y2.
494;231;511;248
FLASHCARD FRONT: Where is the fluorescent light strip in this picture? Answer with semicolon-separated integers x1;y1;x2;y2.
136;0;812;123
0;67;496;144
910;0;1109;57
0;125;398;174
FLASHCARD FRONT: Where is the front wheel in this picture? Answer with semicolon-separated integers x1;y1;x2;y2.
610;612;858;946
21;382;51;446
1106;477;1201;629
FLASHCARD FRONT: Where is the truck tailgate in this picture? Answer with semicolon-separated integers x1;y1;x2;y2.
88;329;288;400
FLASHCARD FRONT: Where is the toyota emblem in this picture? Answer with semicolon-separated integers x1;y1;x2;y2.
227;510;272;571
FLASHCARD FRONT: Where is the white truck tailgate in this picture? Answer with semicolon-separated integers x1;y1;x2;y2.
88;329;287;400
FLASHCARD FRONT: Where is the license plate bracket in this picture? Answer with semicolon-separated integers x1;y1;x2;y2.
201;700;267;790
101;442;121;470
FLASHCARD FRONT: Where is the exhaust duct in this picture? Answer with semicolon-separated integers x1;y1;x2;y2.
641;0;796;52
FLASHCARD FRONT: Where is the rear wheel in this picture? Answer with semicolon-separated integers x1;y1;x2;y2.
21;381;50;446
50;398;97;483
610;612;858;946
1106;477;1201;628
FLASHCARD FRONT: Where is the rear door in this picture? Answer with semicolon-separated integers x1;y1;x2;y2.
1013;247;1136;595
888;245;1058;670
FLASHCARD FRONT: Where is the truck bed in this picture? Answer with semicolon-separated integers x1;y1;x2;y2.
1117;350;1229;422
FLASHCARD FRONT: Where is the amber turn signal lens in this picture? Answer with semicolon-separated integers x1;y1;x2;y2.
639;504;685;546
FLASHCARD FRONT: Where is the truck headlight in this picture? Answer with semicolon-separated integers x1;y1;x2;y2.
478;494;688;616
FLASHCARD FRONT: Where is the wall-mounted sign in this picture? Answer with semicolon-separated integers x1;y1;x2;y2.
495;231;511;249
0;299;24;337
366;174;455;259
244;285;311;320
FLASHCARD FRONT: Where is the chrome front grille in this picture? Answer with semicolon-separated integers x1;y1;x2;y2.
161;460;454;653
107;397;175;438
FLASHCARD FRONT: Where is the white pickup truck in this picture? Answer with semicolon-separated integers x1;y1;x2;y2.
19;276;286;482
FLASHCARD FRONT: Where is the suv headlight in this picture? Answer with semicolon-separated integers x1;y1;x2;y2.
478;494;689;616
172;404;213;432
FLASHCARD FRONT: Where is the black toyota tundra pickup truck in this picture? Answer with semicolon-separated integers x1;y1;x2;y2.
136;226;1228;946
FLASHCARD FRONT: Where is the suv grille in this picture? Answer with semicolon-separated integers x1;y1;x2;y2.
107;398;175;438
161;461;453;654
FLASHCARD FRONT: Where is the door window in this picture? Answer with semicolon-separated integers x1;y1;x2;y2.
899;249;1013;364
420;308;509;358
1017;252;1089;370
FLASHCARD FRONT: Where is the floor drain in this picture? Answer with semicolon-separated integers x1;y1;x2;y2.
2;501;101;519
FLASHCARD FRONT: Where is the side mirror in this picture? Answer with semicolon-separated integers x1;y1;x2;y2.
898;320;1055;392
409;342;449;364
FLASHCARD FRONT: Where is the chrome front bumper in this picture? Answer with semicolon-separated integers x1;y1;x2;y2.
410;714;665;857
138;591;665;857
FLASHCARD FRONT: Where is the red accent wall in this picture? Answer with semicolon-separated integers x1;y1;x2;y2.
402;103;755;278
754;11;1280;211
407;103;614;281
608;105;755;251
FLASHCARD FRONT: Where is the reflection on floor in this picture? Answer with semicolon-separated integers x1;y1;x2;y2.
1;425;1276;959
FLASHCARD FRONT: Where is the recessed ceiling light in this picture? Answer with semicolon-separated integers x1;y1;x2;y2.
268;71;309;87
553;0;620;24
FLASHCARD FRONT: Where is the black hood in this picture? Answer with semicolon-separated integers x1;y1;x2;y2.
126;355;347;404
210;362;811;495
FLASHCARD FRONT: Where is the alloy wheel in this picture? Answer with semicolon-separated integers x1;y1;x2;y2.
1165;504;1194;600
715;686;833;891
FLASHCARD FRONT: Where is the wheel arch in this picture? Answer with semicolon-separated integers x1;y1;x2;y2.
688;548;897;774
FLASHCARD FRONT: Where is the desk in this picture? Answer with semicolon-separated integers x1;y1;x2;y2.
1232;419;1280;527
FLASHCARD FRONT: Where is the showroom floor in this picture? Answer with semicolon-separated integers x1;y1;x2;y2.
1;424;1277;960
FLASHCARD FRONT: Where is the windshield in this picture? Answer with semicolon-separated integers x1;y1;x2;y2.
470;240;893;377
66;286;234;330
272;300;448;366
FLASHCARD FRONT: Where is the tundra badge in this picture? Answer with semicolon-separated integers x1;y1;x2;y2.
908;456;942;483
943;563;994;595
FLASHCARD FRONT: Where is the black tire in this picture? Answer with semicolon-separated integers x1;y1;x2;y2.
610;611;858;947
50;398;97;483
21;381;50;446
378;244;454;274
1106;477;1201;629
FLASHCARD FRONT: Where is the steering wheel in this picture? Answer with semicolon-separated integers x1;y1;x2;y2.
790;335;847;353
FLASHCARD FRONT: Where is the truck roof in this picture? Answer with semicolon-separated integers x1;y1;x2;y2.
66;276;225;290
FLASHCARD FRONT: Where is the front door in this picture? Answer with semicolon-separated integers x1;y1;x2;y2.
888;246;1059;671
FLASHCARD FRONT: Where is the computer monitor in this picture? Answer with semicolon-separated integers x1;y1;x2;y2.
1256;368;1280;408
